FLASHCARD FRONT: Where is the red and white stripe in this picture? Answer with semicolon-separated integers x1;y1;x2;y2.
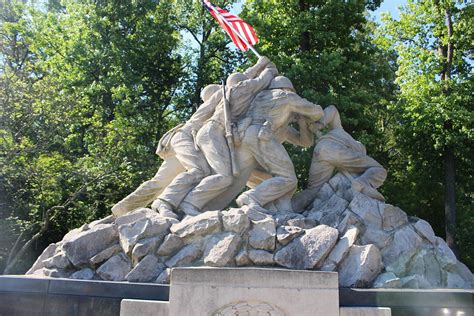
203;0;259;52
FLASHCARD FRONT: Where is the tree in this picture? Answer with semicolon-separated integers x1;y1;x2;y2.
376;0;473;262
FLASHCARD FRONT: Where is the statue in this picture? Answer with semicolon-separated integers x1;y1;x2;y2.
292;105;387;211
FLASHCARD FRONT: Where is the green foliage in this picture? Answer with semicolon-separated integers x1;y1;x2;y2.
375;0;473;267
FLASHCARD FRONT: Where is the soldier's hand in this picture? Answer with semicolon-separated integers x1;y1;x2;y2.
258;56;270;66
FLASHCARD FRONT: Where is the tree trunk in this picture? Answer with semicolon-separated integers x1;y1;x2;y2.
444;146;458;256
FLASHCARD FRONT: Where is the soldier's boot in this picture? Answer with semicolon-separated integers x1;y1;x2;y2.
352;178;385;202
236;192;260;208
152;199;179;220
178;201;201;217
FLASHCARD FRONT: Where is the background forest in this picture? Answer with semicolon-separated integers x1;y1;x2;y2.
0;0;472;274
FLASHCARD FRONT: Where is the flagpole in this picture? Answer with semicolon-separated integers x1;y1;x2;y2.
205;2;261;58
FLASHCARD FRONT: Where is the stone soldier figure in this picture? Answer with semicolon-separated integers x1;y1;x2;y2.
292;105;387;211
179;56;278;214
111;84;222;218
234;76;323;211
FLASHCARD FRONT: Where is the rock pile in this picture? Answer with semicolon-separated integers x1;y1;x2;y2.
26;173;473;289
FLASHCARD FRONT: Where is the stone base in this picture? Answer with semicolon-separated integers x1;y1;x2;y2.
169;267;339;316
121;299;169;316
340;307;391;316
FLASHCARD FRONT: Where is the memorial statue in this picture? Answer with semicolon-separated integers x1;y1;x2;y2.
292;105;387;211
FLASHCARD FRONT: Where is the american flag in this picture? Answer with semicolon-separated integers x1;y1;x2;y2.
202;0;259;52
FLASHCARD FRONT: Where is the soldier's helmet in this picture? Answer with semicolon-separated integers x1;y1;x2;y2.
200;84;221;102
269;76;295;92
226;72;248;87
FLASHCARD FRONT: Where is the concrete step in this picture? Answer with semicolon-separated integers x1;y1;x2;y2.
121;299;169;316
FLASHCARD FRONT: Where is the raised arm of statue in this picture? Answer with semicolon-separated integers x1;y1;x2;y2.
186;89;223;131
320;105;343;130
243;56;271;79
285;117;314;147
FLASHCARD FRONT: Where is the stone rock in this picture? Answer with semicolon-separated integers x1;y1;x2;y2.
155;268;171;284
328;173;353;201
312;193;348;217
235;248;251;266
42;268;71;278
245;205;272;221
413;219;436;244
165;241;202;268
170;211;221;241
62;223;118;267
71;268;95;280
435;237;457;268
400;274;431;289
89;244;122;267
222;208;250;234
274;211;303;226
26;243;58;274
446;272;470;289
88;215;115;228
126;255;164;282
43;252;72;269
96;253;132;281
381;225;423;266
337;211;362;235
338;244;382;288
382;205;408;231
248;249;274;265
276;225;303;246
119;216;170;255
361;228;393;249
115;208;156;227
119;218;149;254
372;272;401;288
317;183;335;201
274;225;338;269
132;236;163;264
449;261;474;286
405;249;442;287
249;217;276;251
321;226;359;271
156;234;184;257
63;224;89;242
286;218;317;229
203;232;242;267
349;193;383;229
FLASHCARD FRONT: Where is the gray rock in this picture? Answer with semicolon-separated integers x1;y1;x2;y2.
381;225;423;266
118;216;170;255
446;271;470;289
274;225;339;269
400;274;431;289
63;225;89;242
115;208;156;227
42;268;71;278
89;244;122;267
235;248;251;266
286;218;317;229
165;241;202;268
71;268;95;280
249;217;276;251
435;237;457;268
372;272;401;288
88;215;115;228
170;211;221;241
274;211;303;226
222;208;250;234
316;183;335;201
203;232;242;267
155;268;171;284
329;173;353;201
245;205;272;221
119;218;149;254
43;252;72;269
349;193;383;230
26;243;58;274
126;255;164;282
96;253;132;281
338;244;382;288
312;193;349;217
63;223;118;267
382;205;408;231
361;228;393;249
248;249;274;265
132;236;163;264
156;234;184;257
322;226;359;271
413;219;436;244
337;211;362;235
276;225;303;246
406;249;442;287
